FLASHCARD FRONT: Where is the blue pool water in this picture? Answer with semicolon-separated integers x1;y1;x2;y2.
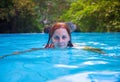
0;32;120;82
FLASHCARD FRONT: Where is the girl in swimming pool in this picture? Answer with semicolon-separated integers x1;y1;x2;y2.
44;22;105;54
45;22;73;48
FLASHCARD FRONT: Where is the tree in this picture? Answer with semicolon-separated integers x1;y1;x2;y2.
35;0;73;26
0;0;74;33
0;0;42;33
60;0;120;32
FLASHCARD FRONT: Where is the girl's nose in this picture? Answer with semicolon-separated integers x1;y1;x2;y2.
59;38;63;43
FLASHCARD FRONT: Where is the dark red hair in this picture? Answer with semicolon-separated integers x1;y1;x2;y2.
45;22;73;48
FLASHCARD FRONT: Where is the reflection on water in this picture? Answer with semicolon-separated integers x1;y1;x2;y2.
48;71;120;82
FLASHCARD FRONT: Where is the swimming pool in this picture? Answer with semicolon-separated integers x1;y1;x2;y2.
0;32;120;82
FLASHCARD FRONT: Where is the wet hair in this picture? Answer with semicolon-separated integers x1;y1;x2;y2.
65;22;76;32
44;26;51;33
45;22;73;48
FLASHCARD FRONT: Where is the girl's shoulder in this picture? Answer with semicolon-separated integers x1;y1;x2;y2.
45;44;54;48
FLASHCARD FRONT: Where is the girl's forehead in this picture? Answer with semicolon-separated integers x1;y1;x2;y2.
54;28;68;34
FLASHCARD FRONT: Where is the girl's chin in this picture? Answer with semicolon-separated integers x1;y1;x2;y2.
56;46;66;49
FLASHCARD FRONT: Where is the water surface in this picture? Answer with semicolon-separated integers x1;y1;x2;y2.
0;32;120;82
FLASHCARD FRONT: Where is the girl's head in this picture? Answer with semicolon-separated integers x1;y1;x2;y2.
45;22;73;48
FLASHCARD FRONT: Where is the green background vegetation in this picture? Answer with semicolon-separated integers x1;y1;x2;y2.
0;0;120;33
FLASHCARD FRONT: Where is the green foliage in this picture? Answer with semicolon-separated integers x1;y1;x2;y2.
0;0;73;33
1;0;119;33
60;0;120;32
34;0;72;24
0;0;42;33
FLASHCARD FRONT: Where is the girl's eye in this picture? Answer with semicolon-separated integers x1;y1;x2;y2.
62;36;66;39
54;36;59;40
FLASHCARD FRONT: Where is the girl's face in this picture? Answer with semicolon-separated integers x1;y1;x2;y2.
52;28;70;48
